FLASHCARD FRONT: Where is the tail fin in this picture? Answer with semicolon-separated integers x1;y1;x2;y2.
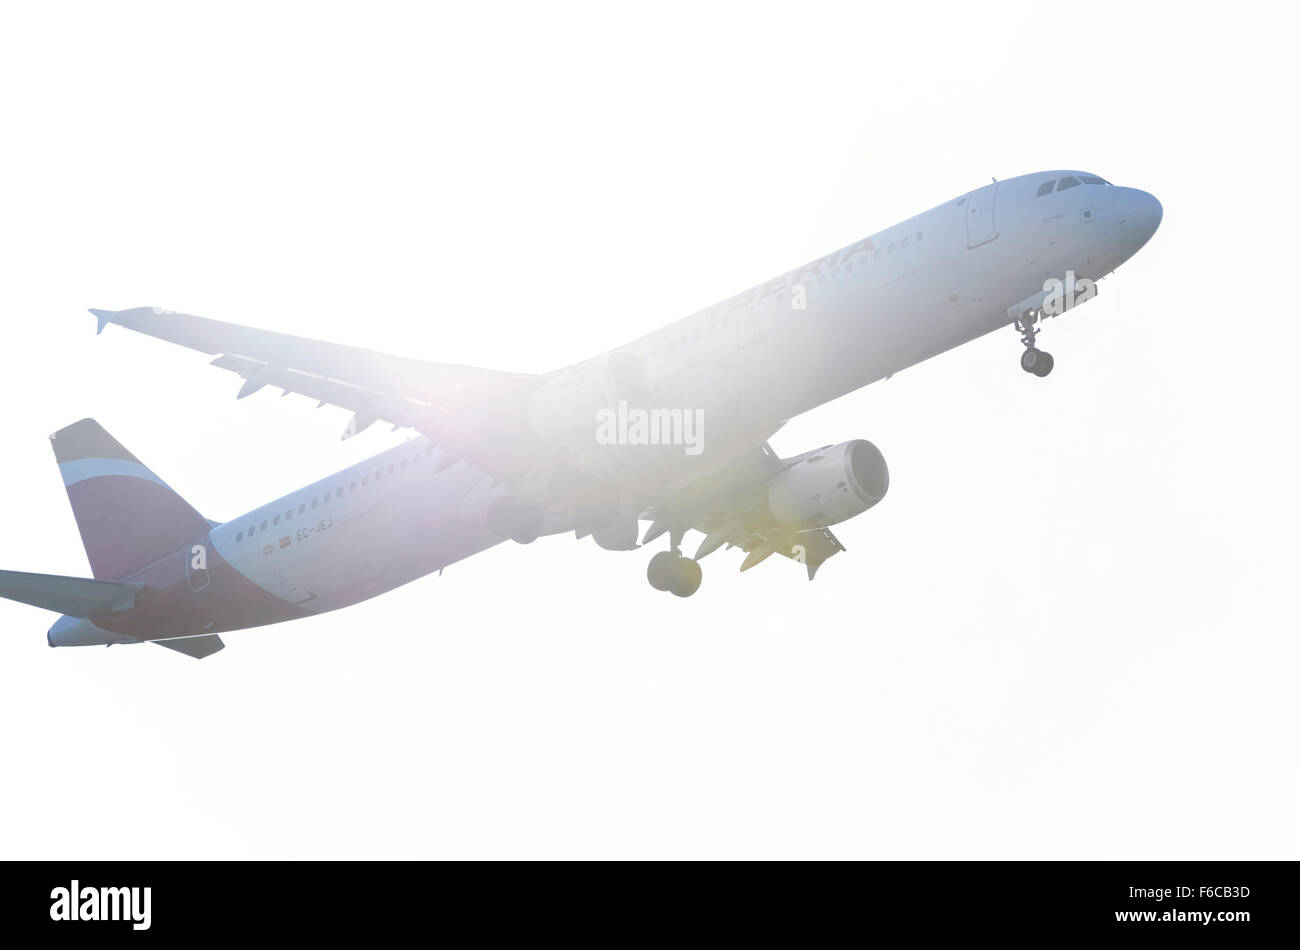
50;419;212;580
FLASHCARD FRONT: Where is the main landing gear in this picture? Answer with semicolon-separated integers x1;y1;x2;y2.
647;550;702;597
1015;311;1054;378
647;528;702;598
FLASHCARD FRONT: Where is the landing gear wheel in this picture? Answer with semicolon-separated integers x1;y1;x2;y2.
647;551;677;591
1021;348;1054;376
647;551;703;596
509;511;543;545
668;558;702;598
1015;312;1053;378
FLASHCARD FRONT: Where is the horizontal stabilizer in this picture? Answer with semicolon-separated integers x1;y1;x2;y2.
0;568;141;617
153;635;225;659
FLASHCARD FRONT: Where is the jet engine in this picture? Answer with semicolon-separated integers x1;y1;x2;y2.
766;440;889;529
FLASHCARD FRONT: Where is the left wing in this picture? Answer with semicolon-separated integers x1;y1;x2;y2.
91;306;542;474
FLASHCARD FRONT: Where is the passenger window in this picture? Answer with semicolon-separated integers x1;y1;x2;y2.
249;525;256;536
1036;180;1056;197
336;488;344;498
902;237;909;248
237;531;244;542
298;504;305;514
286;509;292;520
311;498;318;508
273;516;280;526
1057;176;1081;191
916;231;924;241
260;521;267;531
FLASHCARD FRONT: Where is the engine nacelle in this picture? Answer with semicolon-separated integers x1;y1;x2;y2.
767;440;889;530
526;351;651;449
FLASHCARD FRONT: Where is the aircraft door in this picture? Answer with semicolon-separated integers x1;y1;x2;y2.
965;182;1000;248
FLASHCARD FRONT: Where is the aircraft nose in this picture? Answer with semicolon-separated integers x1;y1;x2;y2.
1116;187;1163;242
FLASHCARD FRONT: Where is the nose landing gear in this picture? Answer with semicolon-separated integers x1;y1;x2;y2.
1015;311;1054;377
1020;347;1054;377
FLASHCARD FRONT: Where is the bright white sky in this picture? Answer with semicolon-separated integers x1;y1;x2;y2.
1;1;1296;859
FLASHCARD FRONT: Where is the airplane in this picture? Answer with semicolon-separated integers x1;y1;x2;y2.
0;169;1161;658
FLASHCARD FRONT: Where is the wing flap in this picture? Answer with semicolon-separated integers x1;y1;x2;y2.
731;528;845;580
209;354;439;434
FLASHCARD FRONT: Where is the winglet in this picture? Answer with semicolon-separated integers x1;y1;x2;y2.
88;308;114;335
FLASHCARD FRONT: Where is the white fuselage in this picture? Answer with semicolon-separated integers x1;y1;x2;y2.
206;170;1162;622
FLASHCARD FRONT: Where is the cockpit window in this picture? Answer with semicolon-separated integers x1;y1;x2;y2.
1080;175;1109;185
1057;176;1081;191
1036;180;1055;197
